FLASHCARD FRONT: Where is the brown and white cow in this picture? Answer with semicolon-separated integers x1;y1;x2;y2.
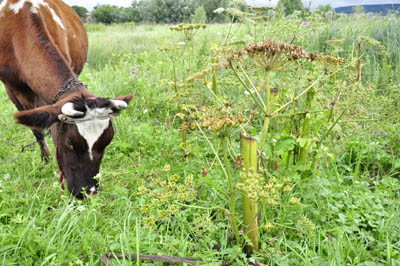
0;0;132;198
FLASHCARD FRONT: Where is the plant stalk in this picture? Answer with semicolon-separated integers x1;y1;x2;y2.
231;67;267;115
222;132;240;246
212;62;218;96
356;42;361;82
311;109;346;171
240;133;259;254
181;129;188;158
259;71;271;153
172;59;178;93
298;88;315;165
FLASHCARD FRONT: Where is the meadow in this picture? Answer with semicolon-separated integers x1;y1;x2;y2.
1;10;400;265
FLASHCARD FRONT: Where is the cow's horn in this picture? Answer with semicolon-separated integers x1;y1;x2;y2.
111;100;128;110
61;102;84;117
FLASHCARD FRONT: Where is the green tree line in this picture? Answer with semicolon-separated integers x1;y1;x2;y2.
73;0;247;24
72;0;335;24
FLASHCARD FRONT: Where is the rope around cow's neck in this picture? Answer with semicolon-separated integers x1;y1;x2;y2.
56;121;65;191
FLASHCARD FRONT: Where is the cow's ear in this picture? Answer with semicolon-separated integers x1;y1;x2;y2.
14;105;61;130
112;94;133;106
110;94;133;112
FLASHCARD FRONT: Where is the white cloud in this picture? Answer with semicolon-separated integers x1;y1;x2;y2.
310;0;400;8
64;0;131;11
245;0;400;8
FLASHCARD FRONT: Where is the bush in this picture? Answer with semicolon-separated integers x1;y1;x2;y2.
191;6;207;24
90;0;247;24
189;0;246;23
71;5;88;21
91;5;117;24
138;0;192;24
91;5;140;24
190;0;228;22
278;0;305;15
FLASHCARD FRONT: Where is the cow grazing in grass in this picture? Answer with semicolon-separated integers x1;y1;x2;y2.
0;0;132;199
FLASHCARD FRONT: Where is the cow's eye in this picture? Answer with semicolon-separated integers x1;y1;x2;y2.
67;139;74;150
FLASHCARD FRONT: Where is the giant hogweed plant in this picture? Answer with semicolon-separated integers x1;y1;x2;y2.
156;16;349;256
169;42;346;253
213;40;346;252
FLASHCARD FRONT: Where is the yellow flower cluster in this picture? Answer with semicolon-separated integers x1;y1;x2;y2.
197;106;246;133
192;214;215;237
169;23;207;41
360;36;387;54
137;168;197;227
248;6;277;11
225;8;257;18
186;67;212;83
289;197;300;204
325;39;345;45
296;216;316;235
237;170;294;205
177;105;247;135
169;23;207;32
264;222;275;231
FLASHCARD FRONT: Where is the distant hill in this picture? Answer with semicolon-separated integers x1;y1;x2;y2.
335;4;400;14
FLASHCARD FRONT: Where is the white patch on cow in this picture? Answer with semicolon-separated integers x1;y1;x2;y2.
61;102;84;117
90;186;96;193
111;100;128;110
75;107;112;160
8;0;65;29
0;0;9;15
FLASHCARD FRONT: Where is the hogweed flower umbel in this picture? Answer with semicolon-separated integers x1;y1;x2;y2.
169;23;207;41
225;40;345;70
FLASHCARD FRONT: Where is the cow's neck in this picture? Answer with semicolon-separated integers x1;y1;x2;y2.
14;6;83;104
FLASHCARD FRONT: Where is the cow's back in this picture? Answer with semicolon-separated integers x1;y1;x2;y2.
40;0;88;75
0;0;88;90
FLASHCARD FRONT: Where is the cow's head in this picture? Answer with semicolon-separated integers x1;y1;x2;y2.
14;95;133;199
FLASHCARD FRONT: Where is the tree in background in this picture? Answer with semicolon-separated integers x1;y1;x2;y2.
315;4;335;18
91;2;141;24
138;0;192;24
90;0;247;24
91;5;117;24
191;6;207;24
229;0;247;11
315;4;334;14
189;0;246;23
190;0;229;22
127;0;141;23
71;5;88;21
277;0;304;15
353;5;365;14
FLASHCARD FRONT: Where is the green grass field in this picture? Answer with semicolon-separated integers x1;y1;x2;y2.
1;12;400;265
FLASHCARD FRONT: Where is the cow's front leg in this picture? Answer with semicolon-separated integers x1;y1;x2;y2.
32;130;51;163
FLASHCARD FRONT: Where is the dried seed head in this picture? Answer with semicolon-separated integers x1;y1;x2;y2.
225;40;345;70
201;168;208;177
248;6;277;11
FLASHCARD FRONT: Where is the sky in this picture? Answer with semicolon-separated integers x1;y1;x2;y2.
247;0;400;9
63;0;400;11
